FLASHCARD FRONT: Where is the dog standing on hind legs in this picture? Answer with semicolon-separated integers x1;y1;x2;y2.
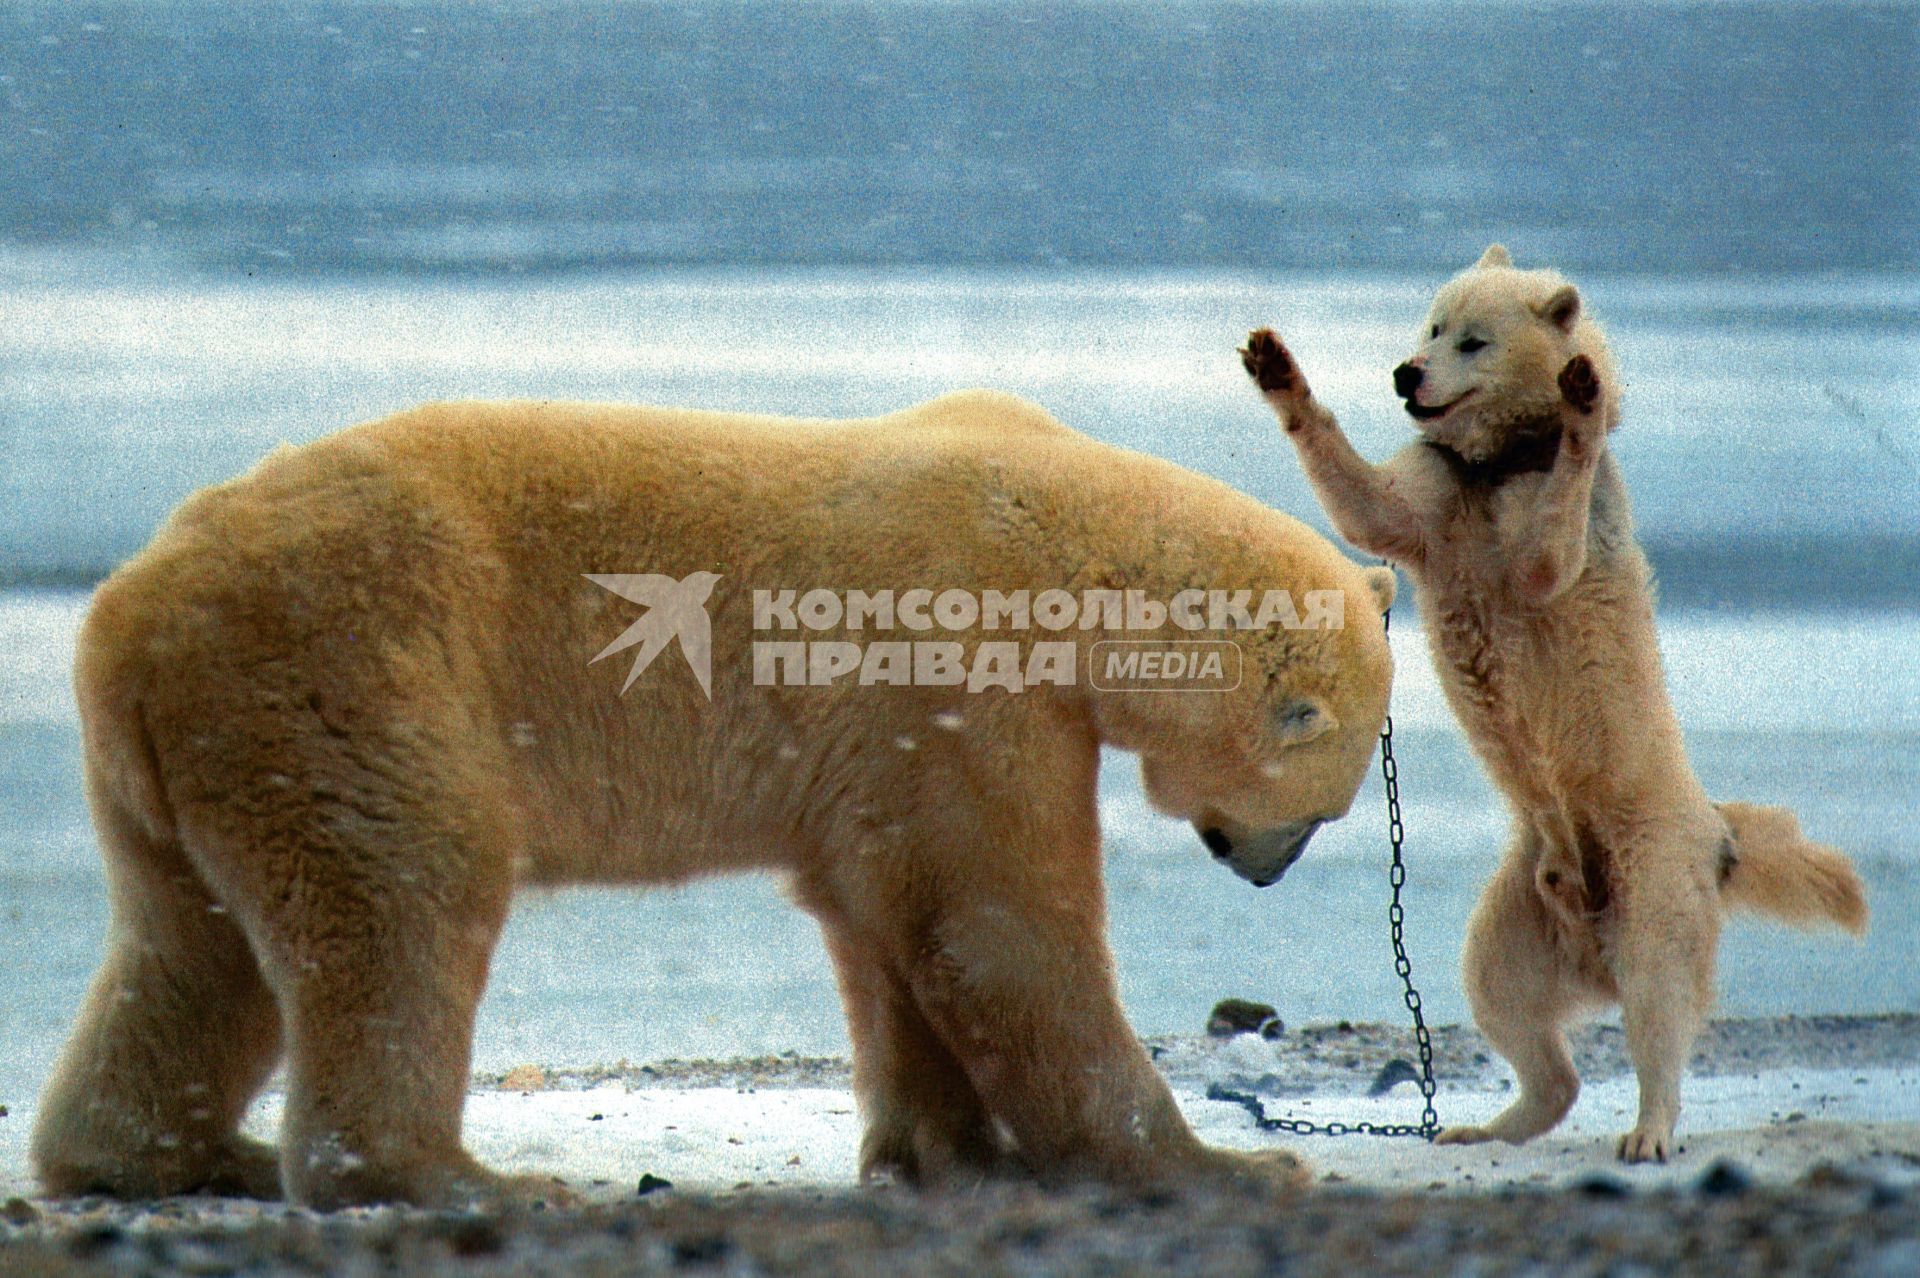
1238;245;1868;1163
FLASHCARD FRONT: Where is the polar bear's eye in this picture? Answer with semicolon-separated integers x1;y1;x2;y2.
1457;336;1488;354
1430;324;1441;339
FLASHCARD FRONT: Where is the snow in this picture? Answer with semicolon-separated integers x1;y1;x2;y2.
3;1062;1913;1207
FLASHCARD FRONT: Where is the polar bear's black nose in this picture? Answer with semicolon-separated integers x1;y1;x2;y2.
1200;827;1233;860
1393;363;1424;398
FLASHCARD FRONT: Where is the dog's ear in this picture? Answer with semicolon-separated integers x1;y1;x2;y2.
1536;284;1581;333
1362;566;1397;615
1475;244;1513;269
1272;697;1338;746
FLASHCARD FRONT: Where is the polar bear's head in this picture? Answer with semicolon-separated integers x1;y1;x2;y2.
1392;244;1620;462
1107;565;1396;889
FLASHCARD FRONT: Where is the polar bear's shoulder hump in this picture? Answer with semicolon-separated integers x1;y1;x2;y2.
891;389;1074;439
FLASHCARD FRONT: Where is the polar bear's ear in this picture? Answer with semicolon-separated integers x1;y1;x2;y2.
1273;697;1338;746
1536;284;1581;333
1362;566;1397;615
1476;244;1513;269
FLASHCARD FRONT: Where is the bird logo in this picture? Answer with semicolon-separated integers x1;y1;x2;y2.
585;571;722;698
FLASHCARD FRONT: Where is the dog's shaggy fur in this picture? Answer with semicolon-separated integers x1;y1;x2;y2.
1240;246;1867;1163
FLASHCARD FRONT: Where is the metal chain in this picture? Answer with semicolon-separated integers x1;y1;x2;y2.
1205;600;1442;1141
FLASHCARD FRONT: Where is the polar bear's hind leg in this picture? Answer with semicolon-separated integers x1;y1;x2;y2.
30;771;285;1199
219;769;549;1209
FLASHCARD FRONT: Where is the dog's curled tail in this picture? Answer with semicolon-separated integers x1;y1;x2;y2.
1716;802;1867;935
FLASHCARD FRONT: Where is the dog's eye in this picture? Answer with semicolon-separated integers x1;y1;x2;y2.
1457;337;1488;354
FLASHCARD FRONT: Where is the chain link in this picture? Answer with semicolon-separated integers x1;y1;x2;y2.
1206;598;1442;1141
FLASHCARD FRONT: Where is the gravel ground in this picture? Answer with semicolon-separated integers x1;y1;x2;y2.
475;1013;1920;1099
3;1015;1915;1277
1;1170;1914;1278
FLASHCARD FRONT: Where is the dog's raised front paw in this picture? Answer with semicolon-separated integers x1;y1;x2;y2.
1240;328;1309;401
1558;354;1601;415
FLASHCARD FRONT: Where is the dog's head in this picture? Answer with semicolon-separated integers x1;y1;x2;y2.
1393;245;1619;461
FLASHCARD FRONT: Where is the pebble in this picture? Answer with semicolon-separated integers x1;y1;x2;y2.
436;1214;505;1258
1574;1174;1633;1198
637;1173;674;1197
1368;1058;1421;1096
502;1064;549;1091
1696;1161;1754;1198
1207;998;1283;1040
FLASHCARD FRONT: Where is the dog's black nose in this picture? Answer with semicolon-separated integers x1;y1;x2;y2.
1200;827;1233;860
1393;363;1423;398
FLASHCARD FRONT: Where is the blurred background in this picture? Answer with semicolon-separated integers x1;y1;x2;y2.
0;2;1914;1101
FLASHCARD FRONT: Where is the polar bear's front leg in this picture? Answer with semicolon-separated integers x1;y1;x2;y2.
905;901;1305;1191
874;803;1307;1193
1240;329;1427;565
817;924;1011;1187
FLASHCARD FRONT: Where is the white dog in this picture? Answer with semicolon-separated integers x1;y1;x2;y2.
1241;246;1867;1163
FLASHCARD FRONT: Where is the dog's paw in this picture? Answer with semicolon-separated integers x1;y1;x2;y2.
1240;329;1309;402
1434;1125;1497;1147
1616;1127;1671;1165
1558;354;1601;415
1556;355;1606;462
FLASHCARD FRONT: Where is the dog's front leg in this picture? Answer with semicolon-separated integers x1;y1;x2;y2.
1240;329;1426;565
1506;356;1607;603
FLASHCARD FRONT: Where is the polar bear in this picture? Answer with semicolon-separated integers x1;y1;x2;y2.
33;390;1395;1208
1241;247;1866;1164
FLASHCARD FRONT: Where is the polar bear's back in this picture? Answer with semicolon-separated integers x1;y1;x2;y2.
81;389;1353;742
71;387;1379;889
87;389;1355;694
168;388;1297;580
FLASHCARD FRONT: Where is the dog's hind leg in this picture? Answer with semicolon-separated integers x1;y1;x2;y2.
1437;842;1587;1147
1610;839;1721;1164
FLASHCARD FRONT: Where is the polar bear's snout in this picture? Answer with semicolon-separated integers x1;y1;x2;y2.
1197;818;1326;888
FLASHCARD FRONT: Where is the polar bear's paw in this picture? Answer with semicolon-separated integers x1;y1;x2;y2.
859;1114;1014;1190
1192;1145;1312;1194
1240;329;1311;404
293;1159;582;1212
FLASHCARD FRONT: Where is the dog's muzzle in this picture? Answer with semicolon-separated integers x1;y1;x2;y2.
1394;362;1459;421
1393;362;1424;399
1198;819;1326;888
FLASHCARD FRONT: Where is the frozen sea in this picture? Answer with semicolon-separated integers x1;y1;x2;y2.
0;259;1916;1111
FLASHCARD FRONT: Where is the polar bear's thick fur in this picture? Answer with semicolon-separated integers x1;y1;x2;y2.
34;390;1395;1208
